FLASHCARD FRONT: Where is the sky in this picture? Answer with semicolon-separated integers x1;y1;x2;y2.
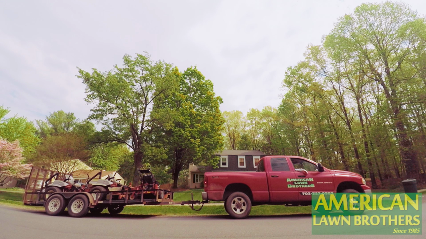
1;0;426;123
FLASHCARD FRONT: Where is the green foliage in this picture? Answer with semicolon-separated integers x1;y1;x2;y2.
0;106;40;158
32;133;90;172
152;67;224;188
222;110;244;150
79;53;175;184
273;1;426;184
88;143;131;171
36;110;96;140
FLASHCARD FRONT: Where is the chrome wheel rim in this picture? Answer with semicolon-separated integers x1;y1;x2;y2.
48;198;60;212
231;197;247;214
71;199;84;213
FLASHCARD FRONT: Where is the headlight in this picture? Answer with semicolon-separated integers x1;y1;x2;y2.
362;178;366;185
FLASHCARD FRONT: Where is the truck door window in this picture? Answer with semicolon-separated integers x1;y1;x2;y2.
290;158;317;171
271;158;290;171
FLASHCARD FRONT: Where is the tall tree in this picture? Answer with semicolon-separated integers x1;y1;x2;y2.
36;110;95;139
78;53;174;184
33;133;90;171
324;2;426;178
152;67;224;188
222;111;244;150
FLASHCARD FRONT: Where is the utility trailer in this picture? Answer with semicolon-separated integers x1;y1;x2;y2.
23;167;201;217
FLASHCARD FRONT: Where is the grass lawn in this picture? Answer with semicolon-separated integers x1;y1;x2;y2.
172;189;204;202
0;188;26;206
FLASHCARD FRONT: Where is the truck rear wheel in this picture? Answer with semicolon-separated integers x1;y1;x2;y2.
225;192;252;219
68;195;89;217
45;194;66;216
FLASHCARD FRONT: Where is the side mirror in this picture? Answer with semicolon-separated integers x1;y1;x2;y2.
317;163;324;172
295;168;308;176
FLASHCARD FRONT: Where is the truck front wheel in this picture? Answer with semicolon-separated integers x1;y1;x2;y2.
225;192;252;219
342;189;364;215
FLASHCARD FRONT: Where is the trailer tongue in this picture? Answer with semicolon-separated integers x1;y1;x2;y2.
24;166;204;217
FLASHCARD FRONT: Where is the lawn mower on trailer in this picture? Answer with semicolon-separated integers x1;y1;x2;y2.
24;166;205;218
43;172;79;199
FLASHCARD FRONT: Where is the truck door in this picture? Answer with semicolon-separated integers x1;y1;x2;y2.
289;157;335;202
267;157;299;202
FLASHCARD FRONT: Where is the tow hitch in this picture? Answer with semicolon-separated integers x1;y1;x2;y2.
180;193;204;211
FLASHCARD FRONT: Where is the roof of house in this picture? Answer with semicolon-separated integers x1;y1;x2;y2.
216;150;265;156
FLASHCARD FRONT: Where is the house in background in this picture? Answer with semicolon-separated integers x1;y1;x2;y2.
188;150;265;189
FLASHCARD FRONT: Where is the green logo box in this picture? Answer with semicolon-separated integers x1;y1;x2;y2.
311;193;422;235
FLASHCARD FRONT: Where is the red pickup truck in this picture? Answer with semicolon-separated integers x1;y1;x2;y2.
202;155;371;218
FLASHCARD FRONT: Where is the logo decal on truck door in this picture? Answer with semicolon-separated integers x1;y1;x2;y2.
287;178;315;188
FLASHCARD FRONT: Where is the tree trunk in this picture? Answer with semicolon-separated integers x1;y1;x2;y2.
328;115;349;171
374;64;420;179
332;85;364;176
132;150;143;186
355;96;377;188
172;148;183;189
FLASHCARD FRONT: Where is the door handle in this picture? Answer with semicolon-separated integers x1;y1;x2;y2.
271;175;279;178
298;175;306;177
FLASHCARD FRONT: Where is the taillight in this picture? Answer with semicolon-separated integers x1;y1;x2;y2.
204;177;208;189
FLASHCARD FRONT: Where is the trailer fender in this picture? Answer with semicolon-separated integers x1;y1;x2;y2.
59;192;96;207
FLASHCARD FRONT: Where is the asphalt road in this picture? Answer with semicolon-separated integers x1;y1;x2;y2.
0;204;425;239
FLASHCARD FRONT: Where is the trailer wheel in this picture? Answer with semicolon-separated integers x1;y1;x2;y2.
68;195;89;217
90;186;107;201
108;205;124;215
225;192;252;219
45;194;66;216
89;206;105;215
45;186;61;200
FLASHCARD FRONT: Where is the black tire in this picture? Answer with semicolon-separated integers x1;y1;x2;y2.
108;205;124;215
89;206;105;215
67;195;89;217
45;186;61;200
342;189;364;215
225;192;252;219
90;186;107;201
224;201;229;214
45;194;66;216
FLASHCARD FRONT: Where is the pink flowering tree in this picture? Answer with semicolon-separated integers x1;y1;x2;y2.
0;139;32;183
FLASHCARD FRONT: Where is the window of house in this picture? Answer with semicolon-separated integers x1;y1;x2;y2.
220;156;228;167
238;156;246;168
271;158;290;171
253;156;261;168
192;173;204;184
290;158;317;171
